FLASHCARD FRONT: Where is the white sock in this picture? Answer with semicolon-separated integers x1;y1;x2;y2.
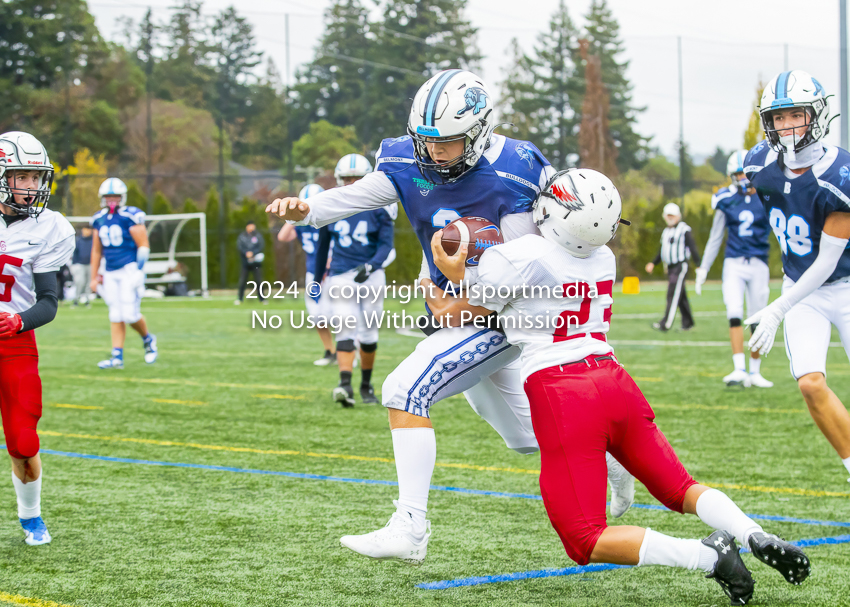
391;427;435;537
12;472;42;520
732;353;746;372
637;528;718;572
842;456;850;477
749;357;761;375
695;488;762;547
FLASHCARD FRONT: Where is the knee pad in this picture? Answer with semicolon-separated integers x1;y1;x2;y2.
729;318;742;328
15;428;40;459
360;342;378;353
336;339;356;353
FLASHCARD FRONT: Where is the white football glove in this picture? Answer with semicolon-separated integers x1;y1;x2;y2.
745;302;785;356
694;267;708;295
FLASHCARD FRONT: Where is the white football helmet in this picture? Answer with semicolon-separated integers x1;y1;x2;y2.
298;183;325;199
334;154;372;186
0;131;54;217
533;169;626;258
407;69;495;184
759;70;833;160
98;178;128;210
726;149;750;189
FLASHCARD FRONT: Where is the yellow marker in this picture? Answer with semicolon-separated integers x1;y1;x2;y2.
152;398;207;406
633;377;663;382
253;394;305;400
621;276;640;294
53;404;103;411
0;591;76;607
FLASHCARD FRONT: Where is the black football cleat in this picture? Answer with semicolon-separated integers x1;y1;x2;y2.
702;531;755;606
360;383;378;404
333;383;356;408
748;531;811;585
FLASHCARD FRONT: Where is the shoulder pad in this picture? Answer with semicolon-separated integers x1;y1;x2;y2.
375;136;415;169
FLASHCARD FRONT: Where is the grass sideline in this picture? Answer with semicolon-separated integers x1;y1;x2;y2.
1;282;848;606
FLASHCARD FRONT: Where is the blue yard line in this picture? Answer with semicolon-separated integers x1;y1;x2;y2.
416;535;850;590
26;447;850;531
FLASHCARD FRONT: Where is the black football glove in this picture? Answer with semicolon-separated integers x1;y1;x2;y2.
354;264;373;283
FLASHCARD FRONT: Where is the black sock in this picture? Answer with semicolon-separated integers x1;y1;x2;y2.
323;349;331;357
340;371;352;386
361;368;373;386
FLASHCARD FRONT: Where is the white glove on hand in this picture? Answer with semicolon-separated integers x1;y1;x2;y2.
745;302;785;356
694;267;708;295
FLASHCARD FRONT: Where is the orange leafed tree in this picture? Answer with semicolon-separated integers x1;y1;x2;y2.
577;39;619;176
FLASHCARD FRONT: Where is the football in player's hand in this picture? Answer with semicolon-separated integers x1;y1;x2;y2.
440;217;504;266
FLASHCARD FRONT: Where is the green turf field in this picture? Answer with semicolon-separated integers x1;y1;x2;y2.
1;282;848;607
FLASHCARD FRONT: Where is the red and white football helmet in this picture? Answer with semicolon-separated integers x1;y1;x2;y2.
0;131;54;218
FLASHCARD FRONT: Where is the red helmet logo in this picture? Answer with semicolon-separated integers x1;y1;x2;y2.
551;183;577;203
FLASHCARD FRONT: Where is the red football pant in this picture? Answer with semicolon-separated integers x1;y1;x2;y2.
0;331;42;459
524;358;696;566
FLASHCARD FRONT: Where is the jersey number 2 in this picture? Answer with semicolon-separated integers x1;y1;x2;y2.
0;255;23;303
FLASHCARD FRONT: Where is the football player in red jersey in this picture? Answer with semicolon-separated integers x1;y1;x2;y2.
0;131;75;545
433;169;811;606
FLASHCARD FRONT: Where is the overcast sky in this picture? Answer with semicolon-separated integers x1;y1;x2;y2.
89;0;847;159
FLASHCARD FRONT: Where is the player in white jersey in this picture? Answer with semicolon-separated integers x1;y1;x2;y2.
695;150;773;388
0;131;76;546
90;178;158;369
267;70;634;562
436;169;810;605
744;70;850;482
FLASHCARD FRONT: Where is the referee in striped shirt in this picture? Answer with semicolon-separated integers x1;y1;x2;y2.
645;203;701;331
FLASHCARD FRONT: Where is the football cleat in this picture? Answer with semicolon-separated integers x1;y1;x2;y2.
98;356;124;370
606;456;635;518
21;516;51;546
651;322;668;332
144;334;158;364
723;369;751;388
702;530;754;606
313;351;337;367
360;383;378;404
748;531;811;585
233;299;242;305
333;383;355;408
340;501;431;564
748;373;773;388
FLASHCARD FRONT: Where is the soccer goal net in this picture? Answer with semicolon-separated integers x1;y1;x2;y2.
66;212;208;296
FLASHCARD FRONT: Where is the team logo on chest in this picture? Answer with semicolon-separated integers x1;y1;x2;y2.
457;87;488;116
412;177;435;197
784;182;791;194
516;144;534;169
0;241;5;252
840;164;850;186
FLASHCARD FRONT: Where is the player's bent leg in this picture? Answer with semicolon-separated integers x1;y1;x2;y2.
798;373;850;459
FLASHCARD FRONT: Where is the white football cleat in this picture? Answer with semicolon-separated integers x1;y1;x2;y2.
21;516;51;546
340;501;431;564
723;369;751;387
606;454;635;518
97;357;124;370
749;373;773;388
144;334;158;364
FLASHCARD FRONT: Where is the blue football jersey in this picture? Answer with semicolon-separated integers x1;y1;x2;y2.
295;225;321;275
745;142;850;283
315;208;394;277
91;206;145;272
375;134;551;289
711;185;771;262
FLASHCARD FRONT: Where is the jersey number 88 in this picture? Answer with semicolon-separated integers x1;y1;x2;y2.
769;208;812;256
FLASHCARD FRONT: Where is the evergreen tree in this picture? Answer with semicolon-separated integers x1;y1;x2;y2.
500;0;580;168
154;0;213;108
577;40;618;176
708;146;728;175
577;0;648;172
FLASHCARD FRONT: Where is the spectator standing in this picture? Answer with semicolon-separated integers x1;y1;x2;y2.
71;226;94;306
236;221;266;305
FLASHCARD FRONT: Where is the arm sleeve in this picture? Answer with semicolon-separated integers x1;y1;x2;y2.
367;212;394;269
467;248;523;313
299;171;400;228
18;271;59;332
312;226;332;282
700;211;727;271
685;230;702;266
651;247;662;265
768;232;849;317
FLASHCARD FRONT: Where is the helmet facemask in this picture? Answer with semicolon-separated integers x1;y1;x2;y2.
761;104;826;162
0;167;53;218
408;120;487;185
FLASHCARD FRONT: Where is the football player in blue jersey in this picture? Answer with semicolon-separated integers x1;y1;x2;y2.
695;150;773;388
313;154;396;406
278;184;337;367
268;69;634;562
89;178;158;369
744;70;850;482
